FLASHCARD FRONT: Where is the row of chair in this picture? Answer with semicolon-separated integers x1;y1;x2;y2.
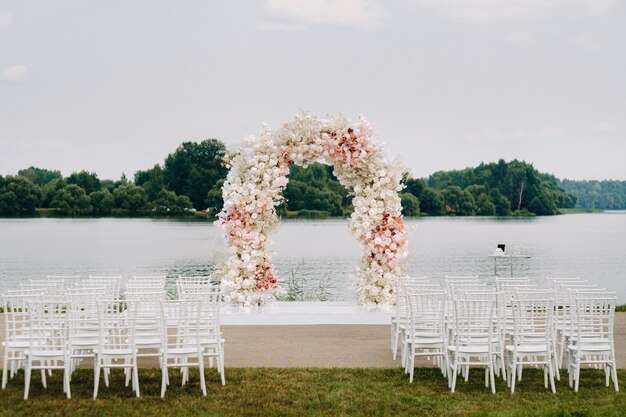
393;275;619;393
2;275;224;399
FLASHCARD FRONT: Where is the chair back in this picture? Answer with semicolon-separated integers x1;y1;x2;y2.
511;292;554;346
573;295;616;348
27;300;70;354
97;300;138;352
406;290;447;339
2;292;44;341
451;298;496;349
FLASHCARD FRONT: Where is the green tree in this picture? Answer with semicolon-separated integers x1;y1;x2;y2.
528;191;558;215
90;189;115;216
113;184;149;213
442;186;475;216
18;166;62;185
205;179;225;213
41;178;67;208
400;192;420;216
163;139;228;209
50;184;92;216
402;178;427;200
67;170;102;195
283;180;308;211
303;188;343;215
135;165;166;201
100;179;118;193
475;194;496;216
0;176;42;215
419;187;445;215
489;189;511;216
151;190;193;215
465;184;487;201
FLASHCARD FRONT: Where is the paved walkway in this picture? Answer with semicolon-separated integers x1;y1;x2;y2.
221;316;626;368
1;312;624;368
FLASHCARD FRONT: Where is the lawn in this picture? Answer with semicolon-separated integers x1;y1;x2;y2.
0;368;624;417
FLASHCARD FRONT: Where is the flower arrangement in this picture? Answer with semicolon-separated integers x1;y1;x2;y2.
215;113;408;306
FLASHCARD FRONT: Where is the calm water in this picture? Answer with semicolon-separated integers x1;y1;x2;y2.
1;213;625;302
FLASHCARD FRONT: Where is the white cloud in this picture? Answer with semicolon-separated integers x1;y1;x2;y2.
2;65;27;82
484;127;525;141
581;0;615;12
416;0;614;22
593;121;616;132
567;32;601;50
258;20;307;31
539;127;564;138
0;11;14;27
266;0;386;28
505;30;531;43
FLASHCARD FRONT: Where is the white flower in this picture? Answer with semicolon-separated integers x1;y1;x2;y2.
216;113;408;306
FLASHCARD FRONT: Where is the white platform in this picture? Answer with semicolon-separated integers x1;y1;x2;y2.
220;301;392;325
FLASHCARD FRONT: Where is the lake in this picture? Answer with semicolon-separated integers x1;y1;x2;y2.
1;213;625;302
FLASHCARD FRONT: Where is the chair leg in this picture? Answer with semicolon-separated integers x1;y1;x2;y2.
125;363;131;387
510;363;517;394
219;355;226;385
40;368;47;388
24;360;32;400
2;353;8;389
548;363;556;393
489;364;496;394
103;362;110;388
65;366;71;399
199;359;207;396
132;365;140;398
450;363;458;393
552;351;560;381
574;364;581;392
392;330;400;361
612;363;619;392
161;366;168;398
93;362;101;400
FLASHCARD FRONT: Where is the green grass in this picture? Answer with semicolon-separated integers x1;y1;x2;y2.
0;368;624;417
558;208;604;214
616;304;626;312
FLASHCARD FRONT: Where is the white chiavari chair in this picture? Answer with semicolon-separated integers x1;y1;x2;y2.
448;297;498;394
23;300;71;399
93;300;140;399
506;291;557;393
567;295;619;392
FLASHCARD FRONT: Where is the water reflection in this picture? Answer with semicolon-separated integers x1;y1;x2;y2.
0;213;625;302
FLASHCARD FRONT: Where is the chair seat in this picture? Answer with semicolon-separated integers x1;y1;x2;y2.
68;337;99;347
26;349;65;358
94;348;136;356
136;337;161;346
568;344;612;352
407;336;444;345
184;336;224;346
449;345;489;354
2;340;29;349
506;344;548;353
163;347;199;356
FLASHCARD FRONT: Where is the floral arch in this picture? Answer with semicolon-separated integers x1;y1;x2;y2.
215;114;408;306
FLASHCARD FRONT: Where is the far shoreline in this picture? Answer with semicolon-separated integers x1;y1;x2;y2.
0;207;618;221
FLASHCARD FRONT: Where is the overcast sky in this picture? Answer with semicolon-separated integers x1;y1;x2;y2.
1;0;625;181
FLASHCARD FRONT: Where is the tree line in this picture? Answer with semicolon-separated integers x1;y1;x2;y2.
0;139;226;217
0;138;581;217
401;160;577;216
558;179;626;210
